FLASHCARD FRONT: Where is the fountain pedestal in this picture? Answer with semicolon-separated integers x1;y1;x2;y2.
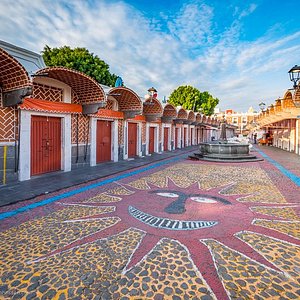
190;119;262;162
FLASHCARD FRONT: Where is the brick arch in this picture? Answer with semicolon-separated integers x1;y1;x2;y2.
162;103;177;123
294;88;300;103
177;108;188;120
143;98;163;115
35;67;105;105
187;111;196;122
274;98;282;113
108;87;142;118
143;98;163;122
0;47;31;92
282;90;295;109
163;104;177;118
199;114;205;123
195;113;202;123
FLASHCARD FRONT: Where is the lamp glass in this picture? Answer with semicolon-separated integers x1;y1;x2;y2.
288;65;300;85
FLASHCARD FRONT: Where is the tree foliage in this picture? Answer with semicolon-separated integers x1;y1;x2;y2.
42;45;118;86
168;85;219;116
199;91;219;116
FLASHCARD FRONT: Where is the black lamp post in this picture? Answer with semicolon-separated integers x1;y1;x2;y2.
147;87;157;100
288;65;300;89
288;65;300;108
144;87;157;106
259;102;266;111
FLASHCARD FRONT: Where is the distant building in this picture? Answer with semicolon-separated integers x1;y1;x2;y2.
214;107;259;135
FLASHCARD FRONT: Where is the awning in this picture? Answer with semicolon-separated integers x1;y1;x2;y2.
93;109;124;119
19;98;82;114
128;115;146;122
202;124;219;130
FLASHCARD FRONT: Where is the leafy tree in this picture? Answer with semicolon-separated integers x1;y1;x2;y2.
199;91;219;116
168;85;201;111
42;45;118;86
168;85;219;116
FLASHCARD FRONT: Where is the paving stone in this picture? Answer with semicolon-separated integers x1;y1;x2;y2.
1;146;299;300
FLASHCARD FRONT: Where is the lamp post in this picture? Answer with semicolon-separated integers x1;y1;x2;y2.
144;87;157;105
288;65;300;107
147;87;157;101
259;102;266;111
288;65;300;89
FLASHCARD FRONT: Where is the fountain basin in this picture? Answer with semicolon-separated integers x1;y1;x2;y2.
190;142;263;162
200;142;250;155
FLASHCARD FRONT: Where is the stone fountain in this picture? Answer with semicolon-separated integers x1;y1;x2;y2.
190;119;262;162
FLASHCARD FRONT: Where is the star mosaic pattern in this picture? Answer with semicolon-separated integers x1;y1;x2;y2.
0;162;299;299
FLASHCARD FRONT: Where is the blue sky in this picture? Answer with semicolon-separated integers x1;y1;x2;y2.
0;0;299;111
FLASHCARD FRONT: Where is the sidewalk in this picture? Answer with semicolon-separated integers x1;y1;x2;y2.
0;146;198;207
255;144;300;178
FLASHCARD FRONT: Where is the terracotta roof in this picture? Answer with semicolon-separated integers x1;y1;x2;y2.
108;87;142;112
187;111;196;122
195;113;202;123
162;104;177;118
35;67;106;105
0;47;31;92
177;108;188;120
143;98;163;115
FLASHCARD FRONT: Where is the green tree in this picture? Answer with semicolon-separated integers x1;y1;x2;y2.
168;85;219;115
168;85;201;111
42;45;118;86
199;91;219;116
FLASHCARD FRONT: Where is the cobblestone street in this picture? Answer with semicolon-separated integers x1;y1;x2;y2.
0;146;299;299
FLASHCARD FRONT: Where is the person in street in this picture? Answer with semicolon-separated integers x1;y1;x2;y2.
253;133;257;144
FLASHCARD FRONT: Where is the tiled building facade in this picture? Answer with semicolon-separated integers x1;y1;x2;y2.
0;42;219;185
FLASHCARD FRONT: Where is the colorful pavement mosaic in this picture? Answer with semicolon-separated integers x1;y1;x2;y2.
0;158;300;299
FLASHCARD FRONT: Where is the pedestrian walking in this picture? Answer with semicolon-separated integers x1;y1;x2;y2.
253;133;257;144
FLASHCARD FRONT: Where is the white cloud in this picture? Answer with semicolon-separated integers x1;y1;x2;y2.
233;3;257;19
239;3;257;18
0;0;299;112
167;2;214;48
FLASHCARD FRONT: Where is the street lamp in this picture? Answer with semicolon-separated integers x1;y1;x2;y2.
288;65;300;89
259;102;266;111
288;65;300;108
144;87;157;105
148;87;157;100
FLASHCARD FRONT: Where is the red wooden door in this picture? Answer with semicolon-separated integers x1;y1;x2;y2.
190;128;193;145
97;120;112;163
184;128;187;147
128;122;137;157
175;128;178;148
31;116;61;176
164;127;169;151
149;127;155;153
